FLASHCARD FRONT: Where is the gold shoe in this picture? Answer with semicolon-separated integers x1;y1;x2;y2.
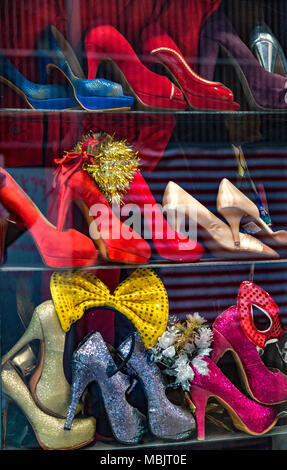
1;362;96;450
217;178;287;249
163;181;279;260
2;300;77;418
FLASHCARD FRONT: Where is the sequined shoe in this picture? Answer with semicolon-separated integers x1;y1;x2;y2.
212;281;287;405
189;357;278;440
1;362;96;450
2;300;76;418
65;332;146;445
117;333;195;441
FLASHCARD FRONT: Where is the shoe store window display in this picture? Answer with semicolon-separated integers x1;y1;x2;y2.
1;0;287;455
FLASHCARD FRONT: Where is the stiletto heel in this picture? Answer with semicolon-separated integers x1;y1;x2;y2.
0;168;99;267
212;281;287;405
250;25;287;75
1;362;96;450
36;25;134;111
189;357;277;440
188;385;210;440
141;24;240;111
217;178;287;249
0;52;78;110
85;25;187;110
1;396;10;449
65;362;93;431
2;301;76;418
163;181;279;260
217;207;243;248
117;333;195;441
65;332;146;444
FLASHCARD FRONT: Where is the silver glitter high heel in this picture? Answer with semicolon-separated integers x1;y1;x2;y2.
118;333;195;441
250;24;287;75
64;332;146;444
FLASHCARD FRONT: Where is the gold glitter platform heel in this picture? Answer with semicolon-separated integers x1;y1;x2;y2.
1;362;96;450
2;300;76;418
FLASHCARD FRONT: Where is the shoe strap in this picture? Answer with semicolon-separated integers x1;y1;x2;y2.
106;333;136;378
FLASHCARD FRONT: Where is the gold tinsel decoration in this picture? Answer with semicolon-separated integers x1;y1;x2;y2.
70;132;140;206
173;315;204;355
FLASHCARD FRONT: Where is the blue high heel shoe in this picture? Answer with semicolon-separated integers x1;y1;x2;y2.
36;25;134;111
0;52;79;110
65;332;146;445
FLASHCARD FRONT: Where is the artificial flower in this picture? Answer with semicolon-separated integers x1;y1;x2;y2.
158;331;177;349
194;327;213;349
162;345;176;358
150;312;213;392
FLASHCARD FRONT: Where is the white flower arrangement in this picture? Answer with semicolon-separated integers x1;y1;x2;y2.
150;313;213;391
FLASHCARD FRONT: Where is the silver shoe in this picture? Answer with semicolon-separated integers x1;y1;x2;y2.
250;24;287;75
65;332;146;445
118;333;195;441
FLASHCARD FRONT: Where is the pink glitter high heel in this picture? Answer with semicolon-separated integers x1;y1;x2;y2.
189;357;277;440
212;281;287;405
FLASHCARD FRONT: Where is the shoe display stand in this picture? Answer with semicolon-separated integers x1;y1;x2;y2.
1;0;287;453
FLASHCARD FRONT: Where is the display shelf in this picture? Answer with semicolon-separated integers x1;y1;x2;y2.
1;108;287;116
1;256;287;271
67;423;287;451
3;416;286;451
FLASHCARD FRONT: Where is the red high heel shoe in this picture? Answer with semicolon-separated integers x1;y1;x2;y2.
0;168;99;268
53;141;151;265
141;24;240;111
84;25;187;111
122;171;204;262
212;281;287;405
189;357;277;440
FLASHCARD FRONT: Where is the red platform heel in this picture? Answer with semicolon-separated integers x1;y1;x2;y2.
53;137;151;265
84;25;187;111
0;168;99;268
141;24;240;111
122;171;204;262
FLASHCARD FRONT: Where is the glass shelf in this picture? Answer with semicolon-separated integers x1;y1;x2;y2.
90;423;287;451
1;108;287;116
1;257;287;271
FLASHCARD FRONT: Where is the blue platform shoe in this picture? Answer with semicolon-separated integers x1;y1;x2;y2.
0;52;79;110
36;25;134;111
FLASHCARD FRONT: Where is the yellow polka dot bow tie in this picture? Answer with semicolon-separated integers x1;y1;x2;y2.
50;268;169;348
